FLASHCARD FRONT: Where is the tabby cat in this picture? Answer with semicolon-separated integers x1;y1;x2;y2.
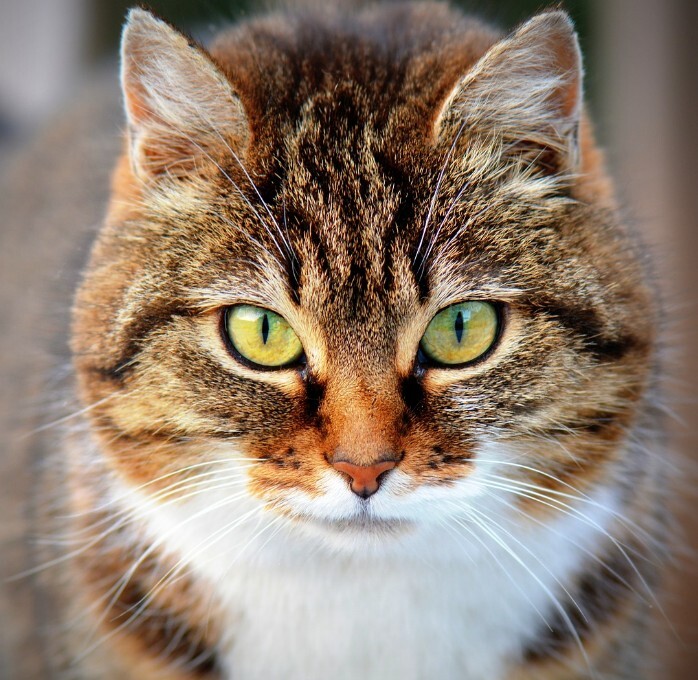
53;2;668;678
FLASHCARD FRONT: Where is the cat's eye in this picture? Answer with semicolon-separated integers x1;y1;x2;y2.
225;305;304;368
420;302;499;366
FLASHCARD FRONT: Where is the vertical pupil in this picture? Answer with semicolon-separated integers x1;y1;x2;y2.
261;314;270;344
454;310;464;343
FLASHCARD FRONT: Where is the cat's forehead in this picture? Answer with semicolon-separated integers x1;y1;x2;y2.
202;114;561;330
204;3;505;284
132;5;612;348
277;114;417;316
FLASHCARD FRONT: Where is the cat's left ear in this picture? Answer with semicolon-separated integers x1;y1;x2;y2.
435;10;582;176
120;8;249;179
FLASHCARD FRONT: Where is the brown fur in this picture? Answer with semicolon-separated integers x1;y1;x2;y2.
54;2;670;677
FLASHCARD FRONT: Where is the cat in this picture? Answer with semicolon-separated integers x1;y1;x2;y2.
37;1;669;678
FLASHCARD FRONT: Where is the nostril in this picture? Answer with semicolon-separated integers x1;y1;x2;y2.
355;486;376;499
331;459;397;498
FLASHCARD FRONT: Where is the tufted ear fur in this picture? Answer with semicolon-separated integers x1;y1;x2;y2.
120;8;249;179
435;11;583;176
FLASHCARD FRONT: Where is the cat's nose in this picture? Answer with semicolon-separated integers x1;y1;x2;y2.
331;459;397;498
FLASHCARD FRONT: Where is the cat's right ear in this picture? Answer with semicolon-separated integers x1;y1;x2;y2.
120;8;249;179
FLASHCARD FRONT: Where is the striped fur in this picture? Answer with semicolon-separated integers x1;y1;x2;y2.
59;3;669;678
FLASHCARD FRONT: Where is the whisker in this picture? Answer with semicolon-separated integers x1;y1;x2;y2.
61;456;262;521
19;389;136;439
482;489;650;606
465;503;588;623
479;474;661;562
443;515;553;631
77;490;259;661
475;477;668;624
184;100;291;265
460;511;596;678
414;118;468;270
12;469;252;581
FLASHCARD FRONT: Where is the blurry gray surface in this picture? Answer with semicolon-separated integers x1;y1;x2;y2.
0;72;121;678
0;0;89;148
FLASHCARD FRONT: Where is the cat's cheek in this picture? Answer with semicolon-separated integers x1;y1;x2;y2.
244;452;327;503
84;426;216;492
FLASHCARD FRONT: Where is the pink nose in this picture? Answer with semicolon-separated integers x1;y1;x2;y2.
332;459;397;498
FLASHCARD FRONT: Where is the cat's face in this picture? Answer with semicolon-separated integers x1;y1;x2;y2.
72;7;654;550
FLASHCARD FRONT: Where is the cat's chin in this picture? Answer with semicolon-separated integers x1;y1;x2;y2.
293;512;416;548
305;515;413;533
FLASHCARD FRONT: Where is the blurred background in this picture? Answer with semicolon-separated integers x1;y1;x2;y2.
0;0;696;677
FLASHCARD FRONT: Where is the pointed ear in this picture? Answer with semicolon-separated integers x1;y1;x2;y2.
120;8;249;179
435;11;583;176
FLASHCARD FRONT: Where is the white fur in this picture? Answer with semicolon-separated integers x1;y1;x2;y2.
114;441;622;680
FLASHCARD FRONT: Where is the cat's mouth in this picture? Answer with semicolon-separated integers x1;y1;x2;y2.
298;511;414;536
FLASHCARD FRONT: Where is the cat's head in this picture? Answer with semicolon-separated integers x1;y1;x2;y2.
72;4;654;551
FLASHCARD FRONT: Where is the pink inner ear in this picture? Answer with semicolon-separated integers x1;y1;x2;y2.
122;74;154;129
545;31;582;120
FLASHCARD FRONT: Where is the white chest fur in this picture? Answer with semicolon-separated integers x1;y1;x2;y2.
118;467;620;680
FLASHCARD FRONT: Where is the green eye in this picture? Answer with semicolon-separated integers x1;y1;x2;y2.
420;302;499;366
225;305;303;368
